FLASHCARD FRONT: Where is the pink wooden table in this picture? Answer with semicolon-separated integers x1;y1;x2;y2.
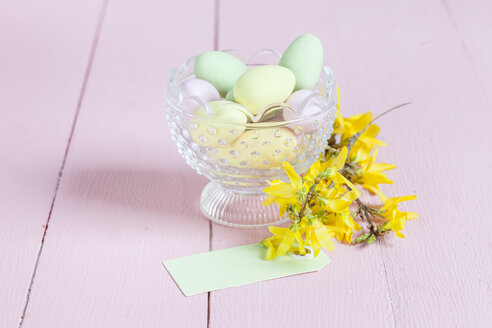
1;0;491;327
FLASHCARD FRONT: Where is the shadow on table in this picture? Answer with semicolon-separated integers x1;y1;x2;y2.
65;166;208;219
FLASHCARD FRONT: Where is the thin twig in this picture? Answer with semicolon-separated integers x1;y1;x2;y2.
369;102;411;125
297;176;321;220
356;199;372;227
345;102;412;154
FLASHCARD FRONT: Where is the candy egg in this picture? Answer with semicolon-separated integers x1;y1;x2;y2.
208;146;241;167
282;89;323;130
194;51;247;97
229;128;298;168
234;65;296;115
179;78;220;112
279;34;323;90
190;100;247;147
225;88;235;101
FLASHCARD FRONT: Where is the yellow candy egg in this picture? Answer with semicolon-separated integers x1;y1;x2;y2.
211;128;298;169
190;101;247;148
233;65;296;115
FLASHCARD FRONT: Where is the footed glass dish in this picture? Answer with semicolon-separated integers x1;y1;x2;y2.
166;49;337;227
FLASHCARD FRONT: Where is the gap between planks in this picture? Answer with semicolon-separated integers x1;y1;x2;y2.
363;1;492;326
208;1;397;326
377;240;397;327
17;1;109;326
17;0;482;326
207;1;220;327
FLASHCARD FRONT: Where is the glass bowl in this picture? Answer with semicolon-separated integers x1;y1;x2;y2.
165;49;337;227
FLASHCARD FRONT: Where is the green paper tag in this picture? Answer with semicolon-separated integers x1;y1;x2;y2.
163;243;331;296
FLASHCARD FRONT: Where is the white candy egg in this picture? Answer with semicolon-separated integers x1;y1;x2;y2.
282;89;323;131
179;78;221;112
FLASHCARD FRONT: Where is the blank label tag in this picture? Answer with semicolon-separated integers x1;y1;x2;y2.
163;243;331;296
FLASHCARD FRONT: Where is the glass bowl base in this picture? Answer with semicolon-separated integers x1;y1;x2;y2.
200;182;289;228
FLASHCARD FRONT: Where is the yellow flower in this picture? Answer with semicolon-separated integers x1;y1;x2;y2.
326;146;348;171
301;218;335;257
262;224;308;260
269;226;296;257
337;84;341;110
262;218;338;260
341;112;373;141
261;236;278;260
333;85;344;135
263;162;304;216
357;147;395;195
305;146;349;182
364;185;389;203
323;210;361;243
379;195;418;238
310;220;335;255
303;158;324;183
349;124;387;163
315;188;361;213
306;147;362;214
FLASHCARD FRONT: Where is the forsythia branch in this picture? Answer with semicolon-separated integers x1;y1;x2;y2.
260;98;417;259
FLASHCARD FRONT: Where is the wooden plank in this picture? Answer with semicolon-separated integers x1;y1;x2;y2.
443;0;492;101
381;0;492;325
209;1;395;327
210;0;492;327
0;1;103;327
19;0;215;327
340;0;492;325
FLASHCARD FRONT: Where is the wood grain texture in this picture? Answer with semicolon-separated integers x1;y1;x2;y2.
3;0;492;327
327;1;492;325
210;1;396;327
0;1;102;326
19;0;214;327
209;0;492;327
444;0;492;104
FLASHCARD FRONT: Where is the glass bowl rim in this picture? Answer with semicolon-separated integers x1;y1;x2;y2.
165;49;337;129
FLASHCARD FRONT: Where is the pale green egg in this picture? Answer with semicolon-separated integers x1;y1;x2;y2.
225;88;235;101
190;100;247;147
194;51;247;97
233;65;296;115
279;34;324;90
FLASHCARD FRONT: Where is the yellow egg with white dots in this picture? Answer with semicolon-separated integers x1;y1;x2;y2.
189;100;247;148
211;128;298;169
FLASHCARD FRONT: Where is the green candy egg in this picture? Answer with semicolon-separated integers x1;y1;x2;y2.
233;65;296;115
279;34;324;90
194;51;247;97
225;88;235;101
190;100;247;147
